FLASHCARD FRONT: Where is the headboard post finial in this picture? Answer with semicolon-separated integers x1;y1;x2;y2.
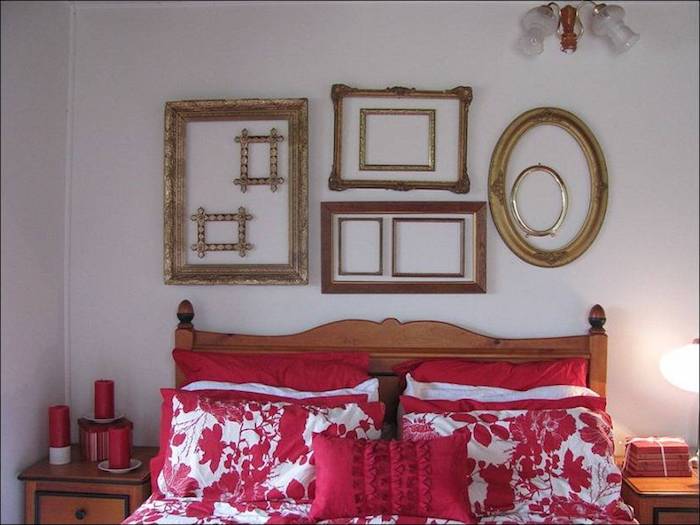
177;300;194;329
588;304;606;334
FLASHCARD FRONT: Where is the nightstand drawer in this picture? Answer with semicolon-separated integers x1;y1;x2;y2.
656;508;700;525
35;492;128;524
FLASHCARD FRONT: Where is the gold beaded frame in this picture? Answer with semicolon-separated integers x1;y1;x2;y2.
164;98;308;285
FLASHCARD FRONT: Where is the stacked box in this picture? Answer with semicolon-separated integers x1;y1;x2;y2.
78;418;133;462
623;438;690;477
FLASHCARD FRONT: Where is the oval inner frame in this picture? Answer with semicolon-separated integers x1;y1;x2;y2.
510;164;569;238
489;107;608;267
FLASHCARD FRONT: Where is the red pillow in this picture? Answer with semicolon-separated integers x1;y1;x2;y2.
394;358;587;390
151;388;373;495
173;349;370;391
400;394;607;414
310;433;473;523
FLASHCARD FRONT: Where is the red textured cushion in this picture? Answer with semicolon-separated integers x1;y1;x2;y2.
394;358;587;390
400;395;607;414
173;349;370;391
310;433;474;523
151;388;372;495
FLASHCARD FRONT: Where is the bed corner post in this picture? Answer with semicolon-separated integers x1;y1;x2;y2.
175;300;194;388
588;304;607;397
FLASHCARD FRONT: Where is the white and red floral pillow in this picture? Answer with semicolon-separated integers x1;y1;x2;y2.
402;407;634;522
158;390;384;503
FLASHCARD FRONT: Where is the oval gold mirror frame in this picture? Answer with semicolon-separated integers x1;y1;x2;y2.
489;107;608;267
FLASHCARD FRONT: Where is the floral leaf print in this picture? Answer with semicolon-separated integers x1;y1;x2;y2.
473;423;493;447
579;412;613;456
285;479;305;500
490;424;509;441
198;424;224;473
562;449;591;492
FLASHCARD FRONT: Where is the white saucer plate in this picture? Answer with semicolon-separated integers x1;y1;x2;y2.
97;459;142;474
82;414;125;424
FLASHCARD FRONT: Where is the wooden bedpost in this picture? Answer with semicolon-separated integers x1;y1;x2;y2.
175;300;194;387
588;304;607;397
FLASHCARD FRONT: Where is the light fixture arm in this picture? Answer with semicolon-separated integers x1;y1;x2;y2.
518;1;639;55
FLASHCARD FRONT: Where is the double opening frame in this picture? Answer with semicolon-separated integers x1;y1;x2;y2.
322;201;486;294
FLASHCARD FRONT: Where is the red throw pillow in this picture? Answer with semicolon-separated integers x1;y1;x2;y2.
400;394;607;414
310;433;473;523
394;358;587;390
151;388;372;495
173;349;370;391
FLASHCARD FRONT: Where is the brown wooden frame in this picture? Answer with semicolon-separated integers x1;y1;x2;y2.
328;84;472;193
321;201;486;294
337;217;384;276
173;300;609;427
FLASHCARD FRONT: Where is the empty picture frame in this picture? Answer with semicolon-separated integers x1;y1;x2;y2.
328;84;473;193
321;201;486;293
163;98;308;284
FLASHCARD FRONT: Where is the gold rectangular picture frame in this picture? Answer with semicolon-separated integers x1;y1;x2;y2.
163;98;308;285
329;84;472;193
359;108;436;171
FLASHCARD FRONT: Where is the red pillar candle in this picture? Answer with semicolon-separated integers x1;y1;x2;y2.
108;426;131;469
94;379;114;419
48;405;70;447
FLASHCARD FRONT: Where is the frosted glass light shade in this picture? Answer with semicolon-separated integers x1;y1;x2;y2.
660;339;700;393
591;4;640;53
518;6;559;56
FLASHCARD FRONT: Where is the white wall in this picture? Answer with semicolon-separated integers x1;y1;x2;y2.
66;1;699;450
1;2;72;522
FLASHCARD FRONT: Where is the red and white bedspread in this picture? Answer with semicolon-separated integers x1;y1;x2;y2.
122;495;464;524
124;495;637;524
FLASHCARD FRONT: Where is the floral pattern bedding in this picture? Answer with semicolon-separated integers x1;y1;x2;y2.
123;495;636;524
402;407;636;523
122;495;465;524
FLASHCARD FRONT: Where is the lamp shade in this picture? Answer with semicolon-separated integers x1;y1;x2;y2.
518;5;559;56
591;4;640;53
660;339;700;393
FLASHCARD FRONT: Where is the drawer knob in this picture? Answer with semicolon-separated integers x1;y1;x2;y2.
74;508;86;520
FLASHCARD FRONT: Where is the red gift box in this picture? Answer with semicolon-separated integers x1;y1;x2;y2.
78;417;132;462
627;438;688;455
627;457;690;470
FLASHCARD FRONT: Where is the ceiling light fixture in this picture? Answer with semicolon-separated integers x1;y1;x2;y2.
518;1;640;55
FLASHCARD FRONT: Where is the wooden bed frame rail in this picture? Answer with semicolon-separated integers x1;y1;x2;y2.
174;301;607;421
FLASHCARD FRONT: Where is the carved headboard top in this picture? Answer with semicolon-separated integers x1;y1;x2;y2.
173;301;608;421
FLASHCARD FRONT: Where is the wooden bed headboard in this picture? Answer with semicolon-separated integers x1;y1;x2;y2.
173;300;608;421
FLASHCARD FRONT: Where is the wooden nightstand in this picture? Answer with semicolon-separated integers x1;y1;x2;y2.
19;445;158;524
621;472;699;524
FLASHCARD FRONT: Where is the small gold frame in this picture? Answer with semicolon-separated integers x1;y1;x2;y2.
489;107;608;268
329;84;472;193
163;98;308;285
234;128;285;192
510;164;569;238
391;218;466;278
337;218;383;276
190;206;253;258
359;109;436;171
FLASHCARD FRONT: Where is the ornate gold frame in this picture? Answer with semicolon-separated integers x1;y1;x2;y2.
329;84;472;193
489;107;608;268
163;98;308;285
359;108;436;171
